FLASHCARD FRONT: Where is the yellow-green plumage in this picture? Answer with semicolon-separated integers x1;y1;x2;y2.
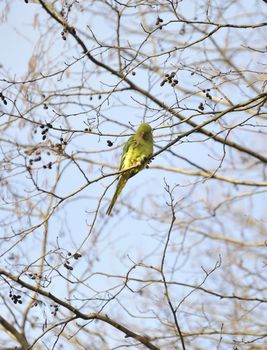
106;123;153;215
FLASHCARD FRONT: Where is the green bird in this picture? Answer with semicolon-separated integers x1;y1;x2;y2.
106;123;153;215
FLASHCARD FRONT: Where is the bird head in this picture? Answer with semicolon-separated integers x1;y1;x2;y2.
136;123;153;140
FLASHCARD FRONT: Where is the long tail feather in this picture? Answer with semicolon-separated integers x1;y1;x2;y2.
106;176;128;215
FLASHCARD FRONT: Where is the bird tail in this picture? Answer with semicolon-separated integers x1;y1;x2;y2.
106;176;128;215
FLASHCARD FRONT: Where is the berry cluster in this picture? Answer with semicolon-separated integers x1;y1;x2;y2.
198;102;204;111
40;123;52;141
64;251;82;271
61;27;76;41
197;89;213;111
0;92;7;105
31;300;38;308
89;94;102;101
61;28;67;41
28;272;42;280
72;252;82;260
50;304;59;316
203;89;212;100
64;260;73;271
29;156;41;166
160;72;178;87
52;137;68;155
156;16;163;30
9;290;22;304
26;147;54;171
43;161;53;170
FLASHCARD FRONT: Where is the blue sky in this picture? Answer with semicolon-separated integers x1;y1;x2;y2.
1;1;267;349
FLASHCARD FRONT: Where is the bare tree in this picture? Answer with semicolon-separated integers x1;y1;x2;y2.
0;0;267;349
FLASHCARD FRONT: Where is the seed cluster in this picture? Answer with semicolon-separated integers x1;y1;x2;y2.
198;102;204;111
203;89;212;100
27;149;53;171
9;290;22;304
64;252;82;271
197;89;213;111
156;16;164;30
52;138;67;155
27;124;68;170
72;252;82;260
43;162;53;170
40;123;52;141
50;304;59;316
0;92;7;105
64;260;73;270
88;94;102;101
160;72;178;87
61;28;67;41
28;272;42;280
107;140;113;147
31;301;38;308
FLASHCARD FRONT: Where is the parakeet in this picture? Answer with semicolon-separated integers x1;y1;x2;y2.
106;123;153;215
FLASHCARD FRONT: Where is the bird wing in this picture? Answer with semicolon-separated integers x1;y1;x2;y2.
119;135;134;170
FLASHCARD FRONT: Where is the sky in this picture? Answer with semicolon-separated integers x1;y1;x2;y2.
1;1;267;349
